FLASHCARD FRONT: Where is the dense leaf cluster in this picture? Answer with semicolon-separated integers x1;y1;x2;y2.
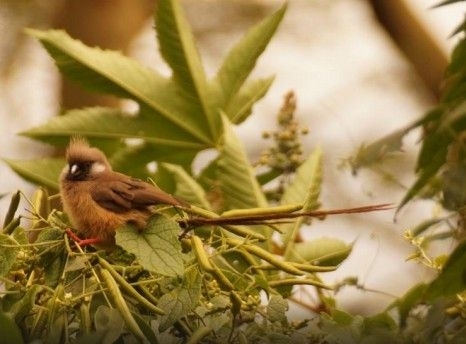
2;0;466;342
0;1;352;342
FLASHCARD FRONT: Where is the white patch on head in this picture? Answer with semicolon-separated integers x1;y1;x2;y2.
91;162;107;174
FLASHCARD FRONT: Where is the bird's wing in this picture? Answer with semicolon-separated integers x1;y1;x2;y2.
91;174;185;213
91;180;133;213
124;178;185;207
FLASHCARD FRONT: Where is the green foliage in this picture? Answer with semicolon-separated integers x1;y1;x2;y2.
342;1;466;342
0;311;23;344
116;215;184;277
425;240;466;300
0;1;359;342
281;146;322;252
217;114;268;211
4;0;466;342
3;158;64;190
6;1;285;182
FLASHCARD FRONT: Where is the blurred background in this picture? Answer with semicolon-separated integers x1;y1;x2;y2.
0;0;464;316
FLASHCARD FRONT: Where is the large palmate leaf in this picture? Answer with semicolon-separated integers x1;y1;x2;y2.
3;158;64;191
280;147;322;252
26;28;212;145
109;143;199;179
155;0;219;140
12;0;286;191
161;163;212;210
215;4;286;120
21;107;205;149
226;77;275;124
216;115;268;211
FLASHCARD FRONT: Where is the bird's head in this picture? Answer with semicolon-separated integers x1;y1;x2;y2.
62;137;112;182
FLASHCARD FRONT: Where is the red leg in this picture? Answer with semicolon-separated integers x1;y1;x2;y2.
65;228;103;246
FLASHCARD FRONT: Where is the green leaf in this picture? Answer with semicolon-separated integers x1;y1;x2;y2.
2;190;20;229
27;28;212;144
21;107;205;151
12;227;28;245
0;311;23;344
398;149;446;211
361;312;398;342
387;283;427;328
281;147;322;251
7;284;42;323
155;0;219;141
3;158;63;190
215;4;286;109
288;237;352;267
405;103;466;211
363;312;396;331
348;127;408;174
158;266;202;332
0;234;19;277
425;240;466;300
110;143;198;178
267;294;288;323
445;38;466;80
45;252;67;288
161;163;212;210
226;76;275;124
26;28;157;98
414;111;446;172
36;227;66;287
131;311;159;344
217;115;268;210
94;305;125;344
115;214;184;277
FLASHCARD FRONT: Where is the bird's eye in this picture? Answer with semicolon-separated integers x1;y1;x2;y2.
66;162;92;181
70;163;79;175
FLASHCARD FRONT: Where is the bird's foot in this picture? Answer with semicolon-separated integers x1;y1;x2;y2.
65;228;102;246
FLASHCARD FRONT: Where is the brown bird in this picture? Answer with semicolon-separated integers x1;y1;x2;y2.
60;137;186;247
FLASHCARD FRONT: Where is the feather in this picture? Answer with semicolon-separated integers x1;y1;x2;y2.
90;172;186;213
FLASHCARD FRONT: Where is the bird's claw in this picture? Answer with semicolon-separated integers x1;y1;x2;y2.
65;228;102;246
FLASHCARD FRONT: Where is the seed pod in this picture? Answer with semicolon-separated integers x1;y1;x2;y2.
80;300;91;334
47;284;65;335
30;306;49;340
191;236;234;290
3;190;20;229
31;188;51;229
221;204;302;218
227;238;304;276
99;267;146;342
211;265;234;291
3;216;20;235
222;225;266;241
185;326;213;344
191;236;215;273
98;258;165;315
268;278;331;289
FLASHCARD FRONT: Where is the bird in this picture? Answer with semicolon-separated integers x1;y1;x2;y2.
59;137;186;247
